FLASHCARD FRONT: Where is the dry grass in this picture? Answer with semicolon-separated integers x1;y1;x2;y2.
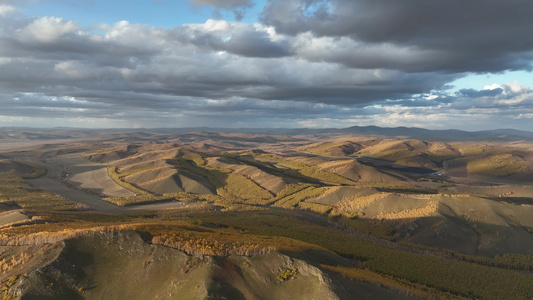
177;155;274;204
150;229;276;257
467;154;529;177
107;166;151;196
0;174;77;211
335;192;389;212
296;139;361;156
274;186;325;208
0;252;32;274
375;201;438;220
298;202;332;214
255;154;356;185
206;157;288;194
105;192;199;206
320;264;440;299
0;219;328;259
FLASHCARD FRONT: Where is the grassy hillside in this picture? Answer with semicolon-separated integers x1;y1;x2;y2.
4;210;533;299
0;174;77;211
0;160;46;179
2;230;419;300
467;153;529;177
3;132;533;299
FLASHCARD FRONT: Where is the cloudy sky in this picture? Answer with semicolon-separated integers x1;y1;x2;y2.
0;0;532;130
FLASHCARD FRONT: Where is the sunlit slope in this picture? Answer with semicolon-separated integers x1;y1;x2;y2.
319;160;406;183
300;137;533;181
75;136;533;257
299;138;460;168
89;146;216;196
94;143;437;206
206;156;290;194
301;185;533;256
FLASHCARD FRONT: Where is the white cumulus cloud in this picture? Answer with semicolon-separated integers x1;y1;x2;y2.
17;16;80;43
0;4;16;16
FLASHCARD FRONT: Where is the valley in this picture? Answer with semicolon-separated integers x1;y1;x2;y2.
2;127;533;299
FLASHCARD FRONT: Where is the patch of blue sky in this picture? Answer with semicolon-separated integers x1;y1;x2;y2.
448;70;533;92
21;0;266;28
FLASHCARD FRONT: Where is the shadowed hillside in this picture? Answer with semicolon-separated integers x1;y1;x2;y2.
2;231;415;300
2;127;533;299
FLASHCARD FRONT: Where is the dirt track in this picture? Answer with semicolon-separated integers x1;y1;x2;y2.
51;153;134;197
25;153;196;213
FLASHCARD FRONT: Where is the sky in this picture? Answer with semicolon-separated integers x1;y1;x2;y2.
0;0;532;130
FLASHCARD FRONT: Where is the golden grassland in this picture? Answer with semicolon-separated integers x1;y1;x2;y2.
298;202;332;214
205;156;288;194
245;153;441;193
273;186;325;208
175;155;273;204
0;213;329;258
114;166;163;179
297;138;533;183
4;137;533;299
454;144;493;156
190;209;533;300
467;154;529;177
1;203;533;299
296;139;357;156
375;201;439;220
105;192;198;206
334;192;389;212
254;154;357;185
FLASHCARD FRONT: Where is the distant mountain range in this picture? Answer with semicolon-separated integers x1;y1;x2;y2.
1;126;533;142
337;126;533;141
196;126;533;141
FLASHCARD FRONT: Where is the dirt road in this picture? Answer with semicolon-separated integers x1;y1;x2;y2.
25;153;196;214
50;153;134;197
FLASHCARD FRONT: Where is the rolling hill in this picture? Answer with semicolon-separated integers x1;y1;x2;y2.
2;127;533;299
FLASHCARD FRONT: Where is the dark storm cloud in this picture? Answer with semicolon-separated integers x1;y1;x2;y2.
0;1;532;129
171;23;292;58
261;0;533;73
0;15;453;106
